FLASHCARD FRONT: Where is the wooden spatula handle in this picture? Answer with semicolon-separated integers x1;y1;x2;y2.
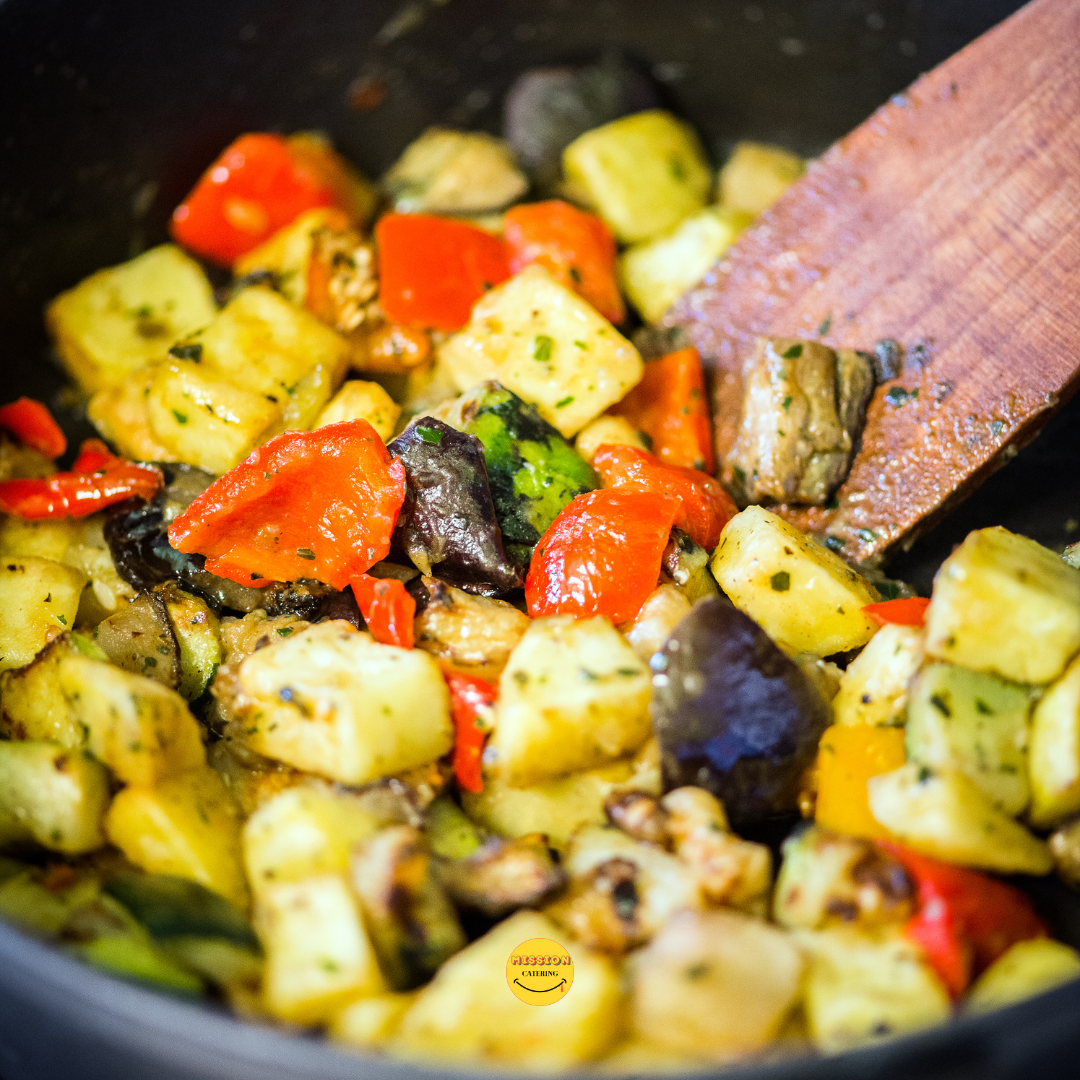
668;0;1080;565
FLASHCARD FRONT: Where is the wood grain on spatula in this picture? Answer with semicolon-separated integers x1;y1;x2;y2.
666;0;1080;566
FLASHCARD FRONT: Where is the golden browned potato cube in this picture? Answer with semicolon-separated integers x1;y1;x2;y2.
46;244;217;393
716;141;805;216
105;765;248;909
966;939;1080;1015
0;556;86;672
563;110;712;244
85;366;178;464
489;614;652;786
329;992;417;1050
0;515;79;562
315;380;401;441
1029;653;1080;828
832;624;923;727
439;266;643;438
0;635;82;746
710;506;880;657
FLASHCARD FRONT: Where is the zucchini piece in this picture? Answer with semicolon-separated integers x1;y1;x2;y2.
439;381;598;561
424;796;482;860
1029;652;1080;827
868;764;1052;875
439;834;565;919
219;621;453;786
0;864;101;935
0;556;87;673
155;584;222;701
350;825;466;991
562;110;711;244
795;927;950;1053
0;741;110;854
45;243;217;394
710;506;880;657
489;615;652;786
0;634;83;746
906;663;1033;816
619;205;752;324
256;873;386;1025
57;654;206;786
661;528;719;604
833;624;923;727
965;939;1080;1014
716;141;805;216
61;514;139;625
925;527;1080;684
93;592;181;689
393;909;622;1068
105;765;248;910
438;267;644;440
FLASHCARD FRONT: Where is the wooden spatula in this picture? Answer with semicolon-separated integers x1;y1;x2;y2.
666;0;1080;566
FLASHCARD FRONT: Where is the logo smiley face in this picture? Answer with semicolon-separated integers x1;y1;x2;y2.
506;937;574;1005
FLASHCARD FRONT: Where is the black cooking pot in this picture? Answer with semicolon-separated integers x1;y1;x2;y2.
3;1;1080;1078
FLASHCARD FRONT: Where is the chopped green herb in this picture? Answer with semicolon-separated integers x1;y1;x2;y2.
533;335;554;362
825;494;840;510
732;465;747;487
555;396;575;409
781;343;803;359
825;536;845;553
296;548;316;561
417;425;444;445
989;419;1005;437
573;340;588;350
974;698;993;715
669;157;688;182
782;395;793;412
884;385;918;408
770;571;791;592
56;614;67;626
917;766;933;783
569;266;582;284
276;627;294;638
856;528;877;542
171;409;189;425
169;343;203;362
930;694;952;718
817;313;833;336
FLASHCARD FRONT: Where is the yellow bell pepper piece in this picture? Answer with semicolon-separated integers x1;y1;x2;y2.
815;724;906;840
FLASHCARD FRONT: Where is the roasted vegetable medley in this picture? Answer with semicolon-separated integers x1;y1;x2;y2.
3;59;1080;1072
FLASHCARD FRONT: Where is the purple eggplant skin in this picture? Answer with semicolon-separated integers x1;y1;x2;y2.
388;417;524;597
651;595;831;829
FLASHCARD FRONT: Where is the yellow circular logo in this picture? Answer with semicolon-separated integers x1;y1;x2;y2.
506;937;574;1005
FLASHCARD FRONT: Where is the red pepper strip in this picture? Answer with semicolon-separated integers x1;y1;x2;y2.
170;133;363;266
592;443;737;552
351;573;416;649
168;421;406;591
864;596;931;627
0;398;66;458
526;489;682;624
879;842;1047;998
375;213;511;332
0;439;162;520
444;670;497;794
503;200;625;324
610;347;715;473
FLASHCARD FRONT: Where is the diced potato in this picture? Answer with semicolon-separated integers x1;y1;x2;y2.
0;635;82;745
0;515;79;562
222;621;453;785
315;380;401;441
413;578;530;681
58;654;205;786
0;740;110;854
619;206;752;324
330;992;417;1050
218;610;311;667
966;939;1080;1014
489;614;651;786
562;110;711;244
60;514;139;624
0;433;55;481
710;506;880;657
383;127;528;214
716;141;805;216
256;873;386;1025
1029;653;1080;827
105;765;248;910
85;366;178;465
393;909;622;1067
574;414;649;463
868;764;1052;875
925;527;1080;684
463;751;659;847
46;244;217;393
623;584;692;663
438;266;643;438
242;783;383;894
629;908;804;1059
774;825;915;931
905;662;1032;816
833;624;923;727
0;556;86;672
795;927;950;1053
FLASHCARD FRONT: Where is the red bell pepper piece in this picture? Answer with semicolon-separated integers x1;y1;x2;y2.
526;488;681;624
864;596;931;627
170;133;364;266
879;842;1047;998
503;200;625;324
0;398;66;459
375;213;511;332
592;443;736;552
350;573;416;649
168;421;406;591
610;347;715;473
0;440;162;519
444;670;497;794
